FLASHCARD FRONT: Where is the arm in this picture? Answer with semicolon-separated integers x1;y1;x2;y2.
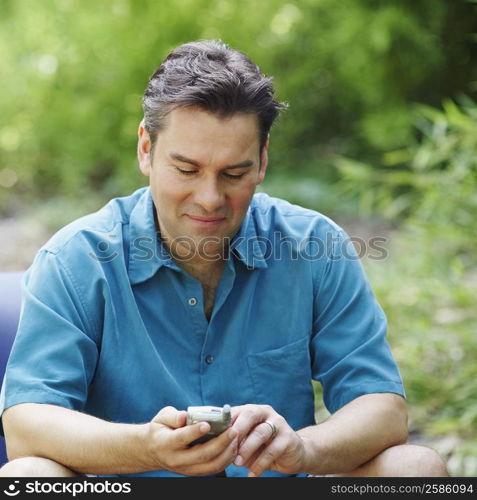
297;392;408;475
230;393;408;477
3;403;238;475
3;403;149;475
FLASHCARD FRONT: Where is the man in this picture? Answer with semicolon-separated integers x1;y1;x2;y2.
0;40;447;477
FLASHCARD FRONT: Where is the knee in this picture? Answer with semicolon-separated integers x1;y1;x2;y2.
0;456;79;477
388;444;449;477
0;457;55;477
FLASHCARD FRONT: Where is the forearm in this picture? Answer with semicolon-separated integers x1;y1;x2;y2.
3;403;151;475
297;393;408;475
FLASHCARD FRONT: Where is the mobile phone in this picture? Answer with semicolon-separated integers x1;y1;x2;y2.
186;404;232;445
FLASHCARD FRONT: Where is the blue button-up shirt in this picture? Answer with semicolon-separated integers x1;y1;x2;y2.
0;187;405;477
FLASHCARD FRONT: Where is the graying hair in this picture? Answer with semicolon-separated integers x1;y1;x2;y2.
142;40;287;152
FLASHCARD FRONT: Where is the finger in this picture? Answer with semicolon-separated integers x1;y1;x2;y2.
234;421;276;467
184;435;239;476
230;405;270;442
247;438;287;477
167;425;237;470
184;425;238;460
153;406;188;429
171;421;212;449
205;434;239;472
201;424;238;448
239;443;265;469
230;405;243;424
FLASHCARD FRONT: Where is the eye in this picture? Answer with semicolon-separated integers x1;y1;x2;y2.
223;172;246;179
177;168;196;176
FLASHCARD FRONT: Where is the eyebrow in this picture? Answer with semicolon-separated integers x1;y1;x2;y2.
170;152;254;170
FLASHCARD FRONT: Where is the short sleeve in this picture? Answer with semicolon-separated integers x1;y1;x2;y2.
311;229;405;414
0;249;100;435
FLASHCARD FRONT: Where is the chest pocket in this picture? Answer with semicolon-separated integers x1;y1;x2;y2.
246;336;316;430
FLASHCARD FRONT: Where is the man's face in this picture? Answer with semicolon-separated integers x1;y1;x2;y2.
137;106;268;263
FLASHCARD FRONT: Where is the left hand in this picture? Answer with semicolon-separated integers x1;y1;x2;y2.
230;404;308;477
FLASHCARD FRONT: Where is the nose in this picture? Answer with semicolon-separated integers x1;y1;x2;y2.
193;176;225;213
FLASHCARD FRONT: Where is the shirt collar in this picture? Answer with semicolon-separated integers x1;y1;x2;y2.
128;187;176;285
128;188;267;285
230;202;269;270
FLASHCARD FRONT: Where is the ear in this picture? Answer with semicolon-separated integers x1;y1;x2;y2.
137;119;152;177
257;136;269;184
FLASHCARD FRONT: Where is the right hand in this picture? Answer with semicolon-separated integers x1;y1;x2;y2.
143;406;238;476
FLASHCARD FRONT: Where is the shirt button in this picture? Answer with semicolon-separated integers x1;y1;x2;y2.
205;355;214;365
188;297;197;306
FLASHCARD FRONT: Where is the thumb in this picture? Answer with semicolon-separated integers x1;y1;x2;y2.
152;406;187;429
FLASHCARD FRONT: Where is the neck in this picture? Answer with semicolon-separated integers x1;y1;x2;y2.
154;211;228;283
180;258;226;285
161;236;227;282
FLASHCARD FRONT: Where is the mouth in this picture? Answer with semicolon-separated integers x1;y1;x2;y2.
185;214;226;227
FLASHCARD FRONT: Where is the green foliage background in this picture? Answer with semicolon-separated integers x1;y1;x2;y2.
1;0;476;208
0;0;476;476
